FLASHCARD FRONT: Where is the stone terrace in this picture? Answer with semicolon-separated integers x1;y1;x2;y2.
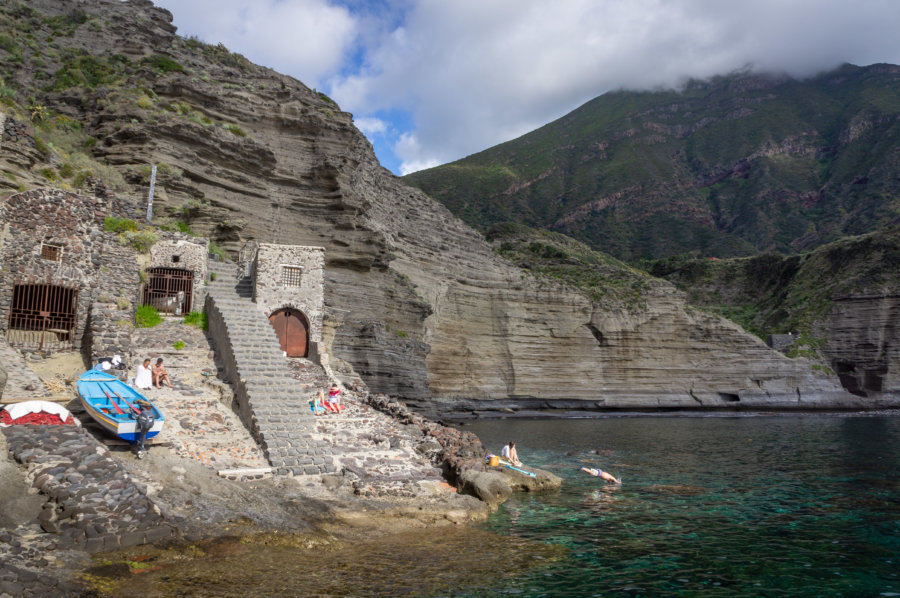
205;261;334;475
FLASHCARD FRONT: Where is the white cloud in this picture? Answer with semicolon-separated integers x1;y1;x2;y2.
394;132;439;175
329;0;900;172
154;0;358;88
154;0;900;174
354;116;387;136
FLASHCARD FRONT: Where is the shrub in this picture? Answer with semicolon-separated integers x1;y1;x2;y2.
103;216;138;233
176;221;194;235
136;94;153;109
134;304;162;328
183;310;208;331
143;54;185;74
222;122;246;137
33;135;51;157
173;340;185;350
208;242;227;261
119;230;157;252
57;162;74;178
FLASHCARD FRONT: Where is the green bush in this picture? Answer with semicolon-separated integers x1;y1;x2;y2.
135;304;162;328
143;54;185;74
119;230;157;252
208;242;227;260
103;216;138;233
222;122;246;137
183;310;208;331
173;340;185;350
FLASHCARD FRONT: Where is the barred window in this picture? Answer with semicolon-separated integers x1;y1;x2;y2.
41;243;62;262
281;265;303;287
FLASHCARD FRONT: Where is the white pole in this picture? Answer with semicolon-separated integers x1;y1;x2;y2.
146;164;157;223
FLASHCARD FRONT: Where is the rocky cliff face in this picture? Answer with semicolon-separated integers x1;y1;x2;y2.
0;0;872;411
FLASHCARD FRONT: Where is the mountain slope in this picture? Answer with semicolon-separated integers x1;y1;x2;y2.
405;65;900;262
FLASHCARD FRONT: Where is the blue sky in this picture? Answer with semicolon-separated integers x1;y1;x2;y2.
154;0;900;175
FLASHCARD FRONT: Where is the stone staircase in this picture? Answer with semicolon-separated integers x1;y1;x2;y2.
205;261;334;476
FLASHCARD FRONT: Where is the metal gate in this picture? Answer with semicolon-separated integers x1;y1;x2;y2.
6;283;79;351
269;308;309;357
142;268;193;315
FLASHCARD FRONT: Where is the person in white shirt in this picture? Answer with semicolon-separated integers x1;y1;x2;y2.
501;441;521;466
134;358;153;390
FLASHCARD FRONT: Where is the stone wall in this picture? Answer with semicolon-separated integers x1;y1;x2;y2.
0;189;106;351
86;237;142;362
253;243;325;343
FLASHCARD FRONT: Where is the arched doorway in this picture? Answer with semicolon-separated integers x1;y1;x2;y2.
268;308;309;357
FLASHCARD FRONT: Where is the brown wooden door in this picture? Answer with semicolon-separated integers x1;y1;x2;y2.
268;308;309;357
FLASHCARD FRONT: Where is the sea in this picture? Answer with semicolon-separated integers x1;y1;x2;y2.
96;415;900;597
465;415;900;597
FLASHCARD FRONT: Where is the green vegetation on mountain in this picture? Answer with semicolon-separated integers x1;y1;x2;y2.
648;225;900;355
405;65;900;262
486;222;664;311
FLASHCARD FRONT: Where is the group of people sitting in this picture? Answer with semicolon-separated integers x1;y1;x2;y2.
134;358;172;390
311;383;345;415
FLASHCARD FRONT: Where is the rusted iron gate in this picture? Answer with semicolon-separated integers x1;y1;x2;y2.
141;267;193;315
6;283;79;351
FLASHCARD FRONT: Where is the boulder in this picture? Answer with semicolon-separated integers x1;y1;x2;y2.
457;470;511;509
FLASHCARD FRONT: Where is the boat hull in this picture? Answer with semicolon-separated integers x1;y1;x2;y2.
76;367;165;443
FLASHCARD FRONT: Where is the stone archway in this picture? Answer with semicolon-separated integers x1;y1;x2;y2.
268;307;309;357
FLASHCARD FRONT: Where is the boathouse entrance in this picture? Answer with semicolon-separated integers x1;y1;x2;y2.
268;307;309;357
6;283;78;350
142;267;193;315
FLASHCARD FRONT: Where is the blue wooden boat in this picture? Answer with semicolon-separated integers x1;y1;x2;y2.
76;367;165;443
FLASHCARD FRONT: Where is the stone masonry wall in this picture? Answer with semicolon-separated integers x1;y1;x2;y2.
0;189;106;350
86;235;143;363
149;238;209;312
253;243;325;343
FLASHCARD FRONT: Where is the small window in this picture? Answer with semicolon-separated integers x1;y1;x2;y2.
41;243;62;262
172;255;181;263
281;265;302;287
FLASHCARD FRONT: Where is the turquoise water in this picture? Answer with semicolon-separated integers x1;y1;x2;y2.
465;416;900;597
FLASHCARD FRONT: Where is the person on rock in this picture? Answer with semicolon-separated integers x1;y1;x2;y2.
152;358;173;389
501;441;522;466
580;466;621;484
134;358;153;390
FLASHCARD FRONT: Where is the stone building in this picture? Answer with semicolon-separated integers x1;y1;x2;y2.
241;242;325;359
144;239;209;316
0;189;111;352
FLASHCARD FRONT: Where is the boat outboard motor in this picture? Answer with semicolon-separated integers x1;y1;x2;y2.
134;401;155;457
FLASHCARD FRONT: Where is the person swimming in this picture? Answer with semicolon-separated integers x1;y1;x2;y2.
580;466;621;484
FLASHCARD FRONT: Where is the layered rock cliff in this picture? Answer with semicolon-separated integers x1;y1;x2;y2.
0;0;873;411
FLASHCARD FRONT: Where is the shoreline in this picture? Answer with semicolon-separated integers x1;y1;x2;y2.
445;407;900;421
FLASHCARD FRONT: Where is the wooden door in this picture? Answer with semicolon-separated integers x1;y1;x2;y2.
268;308;309;357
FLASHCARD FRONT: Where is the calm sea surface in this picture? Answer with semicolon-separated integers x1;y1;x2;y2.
95;416;900;597
465;416;900;597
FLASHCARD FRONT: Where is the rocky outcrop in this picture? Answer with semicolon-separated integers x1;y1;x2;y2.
824;293;900;399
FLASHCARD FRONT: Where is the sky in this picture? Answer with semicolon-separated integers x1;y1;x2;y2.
152;0;900;175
